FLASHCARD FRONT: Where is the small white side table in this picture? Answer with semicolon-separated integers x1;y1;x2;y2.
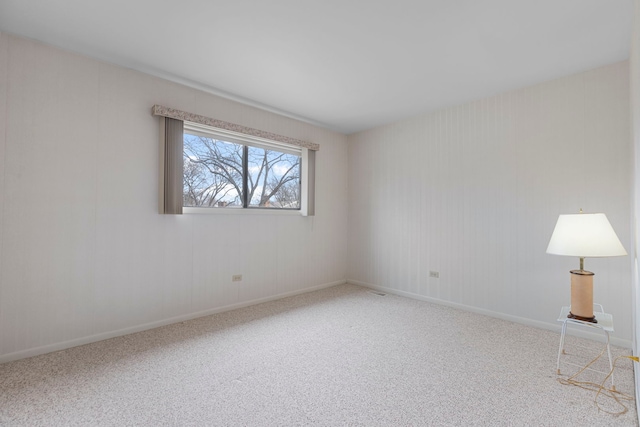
556;304;615;388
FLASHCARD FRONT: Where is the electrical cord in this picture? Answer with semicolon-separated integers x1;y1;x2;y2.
557;334;639;415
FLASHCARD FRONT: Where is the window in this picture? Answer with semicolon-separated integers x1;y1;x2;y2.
154;105;316;216
183;122;301;210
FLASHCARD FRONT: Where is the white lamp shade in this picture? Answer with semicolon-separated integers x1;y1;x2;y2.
546;213;627;257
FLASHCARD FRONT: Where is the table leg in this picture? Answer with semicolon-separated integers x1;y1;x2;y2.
605;331;614;390
557;320;568;374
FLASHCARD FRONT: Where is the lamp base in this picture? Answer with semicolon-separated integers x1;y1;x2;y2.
567;312;597;323
569;269;596;323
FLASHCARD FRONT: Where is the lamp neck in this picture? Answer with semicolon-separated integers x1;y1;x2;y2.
580;257;584;271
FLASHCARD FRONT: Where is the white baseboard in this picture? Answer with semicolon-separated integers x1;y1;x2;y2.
348;279;633;349
0;279;347;364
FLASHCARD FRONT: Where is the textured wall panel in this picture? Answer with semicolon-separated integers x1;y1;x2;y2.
348;62;632;343
0;33;348;360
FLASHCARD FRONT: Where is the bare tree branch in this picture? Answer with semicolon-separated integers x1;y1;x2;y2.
183;133;301;208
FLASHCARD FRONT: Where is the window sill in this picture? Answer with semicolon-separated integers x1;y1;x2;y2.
183;207;303;216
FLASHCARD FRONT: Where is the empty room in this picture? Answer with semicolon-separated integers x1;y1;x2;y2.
1;0;640;425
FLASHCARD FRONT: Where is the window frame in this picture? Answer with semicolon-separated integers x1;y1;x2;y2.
182;121;304;213
155;105;317;217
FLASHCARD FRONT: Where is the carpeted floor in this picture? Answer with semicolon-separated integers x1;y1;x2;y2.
0;284;637;426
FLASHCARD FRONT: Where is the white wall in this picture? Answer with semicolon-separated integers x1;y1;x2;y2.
0;30;633;364
347;62;633;346
631;0;640;414
0;32;349;362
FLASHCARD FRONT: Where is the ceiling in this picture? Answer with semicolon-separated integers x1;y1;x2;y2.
0;0;633;134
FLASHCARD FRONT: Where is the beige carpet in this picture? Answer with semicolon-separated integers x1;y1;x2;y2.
0;284;636;426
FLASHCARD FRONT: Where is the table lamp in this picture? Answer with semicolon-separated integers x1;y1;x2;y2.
546;211;627;323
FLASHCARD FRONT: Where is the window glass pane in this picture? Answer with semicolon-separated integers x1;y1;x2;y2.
247;146;301;209
183;133;243;207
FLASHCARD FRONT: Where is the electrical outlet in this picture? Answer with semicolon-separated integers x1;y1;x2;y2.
232;274;242;282
429;271;439;278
